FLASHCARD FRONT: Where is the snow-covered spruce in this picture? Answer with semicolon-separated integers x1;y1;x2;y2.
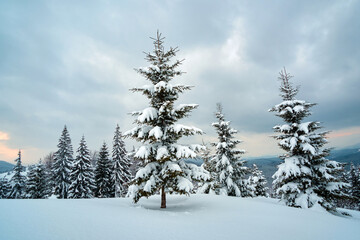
248;164;269;197
53;126;74;199
112;124;132;198
125;32;210;208
42;152;55;194
68;135;96;199
95;142;113;198
199;142;214;183
0;176;11;198
9;150;26;199
26;160;49;199
348;163;360;210
269;68;346;211
199;104;250;197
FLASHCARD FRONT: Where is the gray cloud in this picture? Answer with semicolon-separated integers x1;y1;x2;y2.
0;0;359;162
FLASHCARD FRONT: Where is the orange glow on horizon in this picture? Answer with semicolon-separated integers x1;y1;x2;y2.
0;131;10;141
327;127;360;139
0;143;18;162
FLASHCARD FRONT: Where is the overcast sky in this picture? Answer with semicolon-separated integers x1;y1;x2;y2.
1;0;359;164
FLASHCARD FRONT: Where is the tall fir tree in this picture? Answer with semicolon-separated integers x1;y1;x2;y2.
26;160;49;199
53;125;74;199
200;104;250;197
248;164;269;197
112;124;132;198
0;177;11;199
68;135;96;199
125;32;209;208
9;150;26;199
269;68;346;211
95;142;113;198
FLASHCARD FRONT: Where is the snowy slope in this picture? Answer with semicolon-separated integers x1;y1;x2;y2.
0;167;28;180
0;195;359;240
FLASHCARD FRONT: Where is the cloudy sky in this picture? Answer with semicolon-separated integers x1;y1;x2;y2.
1;0;359;164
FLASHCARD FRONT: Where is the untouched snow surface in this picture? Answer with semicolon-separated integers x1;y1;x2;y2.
0;195;359;240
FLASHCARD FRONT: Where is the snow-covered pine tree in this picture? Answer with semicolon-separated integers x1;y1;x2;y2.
197;142;216;194
43;152;55;195
9;150;26;199
0;177;11;199
95;142;113;198
201;103;250;197
26;160;49;199
270;68;346;211
68;135;96;199
125;32;209;208
112;124;132;198
200;141;214;174
248;164;269;197
53;125;74;199
348;163;360;210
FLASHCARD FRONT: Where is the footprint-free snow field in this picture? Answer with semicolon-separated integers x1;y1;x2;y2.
0;194;359;240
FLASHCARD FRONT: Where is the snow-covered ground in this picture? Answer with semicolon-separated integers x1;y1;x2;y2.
0;194;359;240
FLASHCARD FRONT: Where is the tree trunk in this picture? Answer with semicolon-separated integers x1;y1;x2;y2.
161;185;166;208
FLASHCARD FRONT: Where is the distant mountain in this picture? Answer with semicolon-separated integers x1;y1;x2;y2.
328;148;360;167
0;160;15;173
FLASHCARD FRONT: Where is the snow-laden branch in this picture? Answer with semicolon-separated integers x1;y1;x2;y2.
131;107;158;123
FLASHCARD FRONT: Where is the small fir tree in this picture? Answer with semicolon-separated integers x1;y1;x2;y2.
348;163;360;210
112;124;132;198
9;150;26;199
269;68;346;211
68;135;96;199
197;142;216;194
125;32;209;208
200;141;214;174
248;164;269;197
43;152;55;195
53;125;74;198
26;160;49;199
95;142;113;198
200;104;250;197
0;177;11;199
